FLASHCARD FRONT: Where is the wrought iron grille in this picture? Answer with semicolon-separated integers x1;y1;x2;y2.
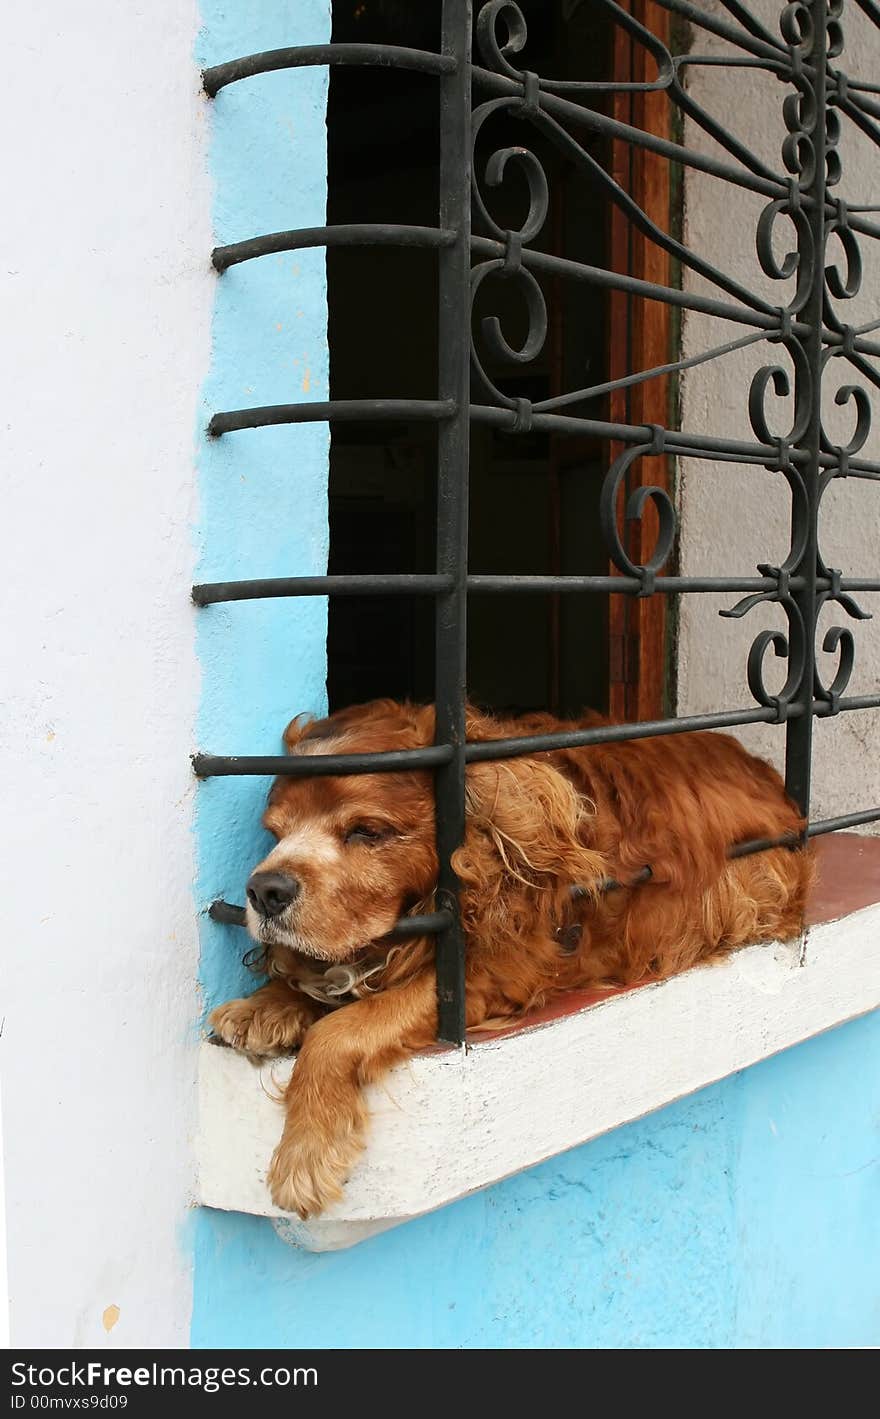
195;0;880;1044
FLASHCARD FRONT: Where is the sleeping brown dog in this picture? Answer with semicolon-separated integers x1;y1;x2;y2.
209;698;813;1218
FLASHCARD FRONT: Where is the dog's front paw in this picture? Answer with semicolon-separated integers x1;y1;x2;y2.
267;1123;362;1219
209;995;308;1058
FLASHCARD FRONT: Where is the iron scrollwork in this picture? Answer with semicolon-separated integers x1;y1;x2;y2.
470;0;877;733
199;0;880;1041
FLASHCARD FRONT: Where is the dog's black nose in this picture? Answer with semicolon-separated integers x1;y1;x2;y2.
246;871;300;919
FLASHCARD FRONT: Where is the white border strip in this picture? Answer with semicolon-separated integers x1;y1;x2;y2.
198;903;880;1251
0;1079;10;1347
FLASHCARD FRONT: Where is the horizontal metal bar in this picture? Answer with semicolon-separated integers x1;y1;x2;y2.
193;745;454;778
467;575;810;594
192;571;880;607
193;574;453;606
208;900;247;926
211;222;785;338
205;397;880;480
210;817;880;929
208;399;455;436
191;574;802;606
203;44;456;96
472;575;880;595
470;404;880;477
815;694;880;716
384;911;454;940
208;900;453;940
456;697;880;768
727;832;800;859
212;224;873;350
213;224;456;272
807;807;880;835
462;707;795;763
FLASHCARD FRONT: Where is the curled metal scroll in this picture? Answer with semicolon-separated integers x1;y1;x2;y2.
476;0;675;94
599;442;677;596
744;607;807;723
469;96;550;410
748;345;813;448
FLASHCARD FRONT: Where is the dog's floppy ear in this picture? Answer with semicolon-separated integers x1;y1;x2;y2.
459;753;607;893
282;714;314;751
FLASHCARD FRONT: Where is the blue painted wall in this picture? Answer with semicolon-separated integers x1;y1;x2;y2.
196;0;330;1012
193;0;880;1350
194;1010;880;1350
192;1011;880;1349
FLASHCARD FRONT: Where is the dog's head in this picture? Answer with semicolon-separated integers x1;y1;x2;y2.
245;700;607;963
245;700;439;961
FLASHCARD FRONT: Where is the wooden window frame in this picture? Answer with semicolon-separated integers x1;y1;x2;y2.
607;0;673;722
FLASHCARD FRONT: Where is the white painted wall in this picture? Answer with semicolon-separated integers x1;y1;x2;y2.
0;1085;9;1349
0;2;212;1346
678;0;880;824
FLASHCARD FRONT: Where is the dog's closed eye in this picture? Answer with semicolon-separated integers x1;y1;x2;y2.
343;823;394;846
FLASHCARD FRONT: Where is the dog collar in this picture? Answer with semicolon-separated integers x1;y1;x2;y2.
295;949;396;1008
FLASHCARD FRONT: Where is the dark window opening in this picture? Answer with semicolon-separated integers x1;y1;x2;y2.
327;0;612;716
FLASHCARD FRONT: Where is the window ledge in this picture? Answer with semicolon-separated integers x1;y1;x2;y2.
196;836;880;1251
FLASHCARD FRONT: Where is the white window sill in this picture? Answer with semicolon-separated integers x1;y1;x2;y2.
196;857;880;1252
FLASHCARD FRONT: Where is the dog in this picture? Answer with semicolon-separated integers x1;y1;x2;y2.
209;699;813;1218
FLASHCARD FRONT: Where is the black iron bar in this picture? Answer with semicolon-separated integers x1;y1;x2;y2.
191;573;880;607
208;899;454;940
213;224;456;272
192;575;453;606
204;392;880;477
432;0;473;1045
203;44;456;96
807;807;880;834
467;575;842;594
462;708;800;763
208;901;248;926
783;0;827;817
470;404;880;478
727;833;800;860
194;691;880;780
193;746;453;778
208;399;454;437
814;694;880;716
534;328;773;413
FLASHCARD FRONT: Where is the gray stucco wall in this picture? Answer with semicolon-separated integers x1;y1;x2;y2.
677;0;880;824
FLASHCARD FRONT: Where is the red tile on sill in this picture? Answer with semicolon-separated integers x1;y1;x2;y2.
806;831;880;926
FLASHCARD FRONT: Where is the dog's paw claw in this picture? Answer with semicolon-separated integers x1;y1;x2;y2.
208;997;305;1058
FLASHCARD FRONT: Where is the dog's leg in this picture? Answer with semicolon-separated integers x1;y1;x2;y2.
209;980;323;1058
267;971;437;1218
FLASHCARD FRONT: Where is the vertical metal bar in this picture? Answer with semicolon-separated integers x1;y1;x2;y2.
785;0;827;816
434;0;472;1044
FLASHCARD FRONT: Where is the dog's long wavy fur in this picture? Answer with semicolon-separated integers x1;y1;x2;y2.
210;700;814;1218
